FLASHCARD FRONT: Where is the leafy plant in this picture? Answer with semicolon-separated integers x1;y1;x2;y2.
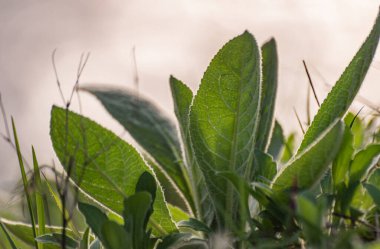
1;8;380;249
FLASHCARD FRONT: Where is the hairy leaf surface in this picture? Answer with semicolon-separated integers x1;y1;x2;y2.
50;106;176;235
272;120;344;191
298;11;380;153
189;31;261;226
81;86;193;212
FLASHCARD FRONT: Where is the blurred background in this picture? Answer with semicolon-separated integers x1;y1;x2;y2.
1;0;380;204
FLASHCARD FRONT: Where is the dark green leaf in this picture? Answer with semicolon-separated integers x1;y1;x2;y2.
178;218;211;234
363;183;380;207
101;221;130;249
267;121;285;161
81;86;193;212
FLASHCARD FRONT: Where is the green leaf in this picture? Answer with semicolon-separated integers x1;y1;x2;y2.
35;233;78;249
0;218;76;249
79;227;90;249
267;121;285;161
123;192;153;248
81;86;194;213
168;205;190;223
344;112;364;149
298;10;380;153
189;31;261;227
363;183;380;207
50;106;176;235
256;38;278;152
0;221;18;249
368;168;380;187
253;149;277;182
178;218;211;234
89;239;102;249
169;76;202;219
11;118;38;249
281;132;296;163
272;120;344;192
78;202;109;242
101;221;129;249
349;144;380;184
332;125;354;188
32;147;46;243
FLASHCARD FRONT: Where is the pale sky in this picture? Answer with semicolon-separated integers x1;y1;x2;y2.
1;0;380;199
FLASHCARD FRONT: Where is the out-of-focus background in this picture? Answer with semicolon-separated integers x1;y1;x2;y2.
1;0;379;202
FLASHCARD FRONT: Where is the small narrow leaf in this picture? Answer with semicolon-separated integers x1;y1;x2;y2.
349;144;380;184
35;233;78;249
256;38;278;152
79;227;90;249
267;121;285;161
298;10;380;153
272;120;344;192
189;31;261;227
32;147;46;241
178;218;212;234
12;118;38;249
332;125;354;188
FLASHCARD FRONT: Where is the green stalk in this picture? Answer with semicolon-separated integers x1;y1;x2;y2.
32;146;46;249
12;118;39;249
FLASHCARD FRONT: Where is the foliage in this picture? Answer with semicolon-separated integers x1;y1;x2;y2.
1;8;380;249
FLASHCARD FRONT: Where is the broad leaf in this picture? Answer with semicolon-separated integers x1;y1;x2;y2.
189;31;261;227
78;202;109;242
298;10;380;153
81;86;193;213
50;106;176;235
363;183;380;207
272;120;344;192
256;38;278;152
101;221;130;249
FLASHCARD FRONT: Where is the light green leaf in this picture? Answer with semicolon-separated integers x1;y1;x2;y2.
50;106;176;235
272;120;344;192
81;86;193;213
349;144;380;184
281;132;296;163
332;125;354;188
0;218;76;249
267;121;285;161
256;38;278;152
79;227;90;249
344;112;364;149
298;10;380;153
168;205;190;223
35;233;78;249
189;31;261;227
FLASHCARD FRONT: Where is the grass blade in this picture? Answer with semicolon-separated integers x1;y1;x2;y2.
11;118;39;249
32;146;46;248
